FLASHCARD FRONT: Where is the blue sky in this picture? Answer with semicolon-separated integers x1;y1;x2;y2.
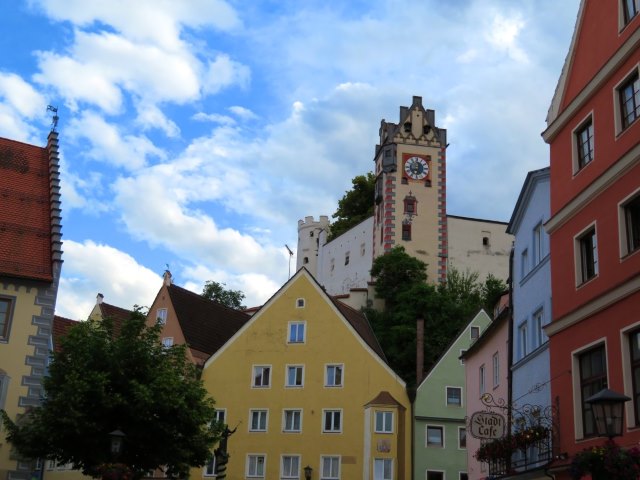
0;0;579;318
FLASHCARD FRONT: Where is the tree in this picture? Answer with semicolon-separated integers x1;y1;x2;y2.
367;247;507;387
328;172;375;240
1;309;222;479
201;281;246;309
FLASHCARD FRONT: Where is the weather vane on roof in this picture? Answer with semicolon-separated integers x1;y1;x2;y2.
47;105;59;132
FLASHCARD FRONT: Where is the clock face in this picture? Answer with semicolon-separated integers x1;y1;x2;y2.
404;156;429;180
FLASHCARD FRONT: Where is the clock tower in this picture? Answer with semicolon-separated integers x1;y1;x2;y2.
373;96;448;283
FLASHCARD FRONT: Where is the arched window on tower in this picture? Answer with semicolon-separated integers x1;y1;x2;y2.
404;193;417;215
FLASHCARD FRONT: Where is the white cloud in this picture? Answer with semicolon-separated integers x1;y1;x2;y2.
136;104;180;138
229;106;258;120
485;13;528;63
66;111;164;170
0;72;46;118
192;112;236;125
202;55;251;95
56;239;163;320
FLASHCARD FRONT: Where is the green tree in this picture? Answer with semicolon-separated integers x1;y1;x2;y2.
368;247;507;387
328;172;375;240
1;309;222;479
201;281;246;309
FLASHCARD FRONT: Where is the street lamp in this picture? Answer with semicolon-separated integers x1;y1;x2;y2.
109;429;126;457
304;465;313;480
585;388;631;439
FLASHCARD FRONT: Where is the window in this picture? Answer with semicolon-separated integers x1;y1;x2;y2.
575;118;594;169
446;387;462;406
323;410;342;433
204;455;216;476
288;322;305;343
470;326;480;340
162;337;173;348
479;365;486;394
458;428;467;449
493;352;500;388
330;259;335;272
320;456;340;480
459;474;469;480
533;222;545;264
532;309;546;349
0;371;9;411
521;248;529;278
459;349;467;365
247;455;265;478
426;426;443;447
427;472;444;480
402;223;411;241
250;410;268;432
325;364;343;387
286;365;304;387
624;0;640;24
303;257;309;264
375;411;393;433
622;193;640;255
361;242;366;256
518;321;528;359
404;196;417;214
579;344;607;437
156;308;167;325
296;298;305;308
214;409;226;424
374;458;392;480
344;252;350;265
283;409;302;432
253;366;271;388
629;329;640;425
0;297;14;340
281;455;300;479
577;227;598;284
619;70;640;129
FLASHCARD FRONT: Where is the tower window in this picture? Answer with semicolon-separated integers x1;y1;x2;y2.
402;223;412;241
303;257;309;264
404;122;412;132
404;195;417;215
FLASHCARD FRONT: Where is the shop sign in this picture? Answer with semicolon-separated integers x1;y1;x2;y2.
469;411;505;439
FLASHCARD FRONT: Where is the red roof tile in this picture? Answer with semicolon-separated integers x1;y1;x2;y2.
52;315;79;352
0;137;53;281
99;302;133;334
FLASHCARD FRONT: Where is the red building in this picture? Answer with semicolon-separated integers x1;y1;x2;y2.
543;0;640;476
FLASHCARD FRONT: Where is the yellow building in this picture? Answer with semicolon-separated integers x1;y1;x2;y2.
197;268;411;480
0;132;63;480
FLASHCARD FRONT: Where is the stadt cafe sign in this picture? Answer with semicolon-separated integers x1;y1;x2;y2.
469;411;506;439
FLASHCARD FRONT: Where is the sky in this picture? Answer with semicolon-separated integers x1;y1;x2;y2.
0;0;580;319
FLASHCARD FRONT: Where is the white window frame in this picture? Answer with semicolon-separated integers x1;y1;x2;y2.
214;409;226;424
325;364;344;387
320;456;340;480
521;248;529;279
446;386;462;407
249;409;268;432
470;326;480;340
322;409;342;433
532;308;546;349
283;409;302;433
252;365;271;388
281;455;300;479
479;365;486;395
374;411;393;433
614;64;640;134
426;471;445;480
458;427;467;450
246;454;266;478
156;308;167;325
162;337;174;348
373;458;393;480
285;365;304;388
619;0;640;29
288;321;306;344
0;371;9;412
574;222;599;286
571;112;595;174
0;296;15;341
533;221;546;265
492;352;500;388
518;321;528;359
426;424;444;448
296;298;305;308
618;187;640;258
204;454;216;476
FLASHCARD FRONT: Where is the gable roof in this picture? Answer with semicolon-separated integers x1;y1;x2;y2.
330;297;387;362
506;167;550;235
52;315;79;352
167;284;251;357
0;135;61;282
97;301;133;333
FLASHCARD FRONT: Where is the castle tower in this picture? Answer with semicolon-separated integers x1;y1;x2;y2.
296;215;330;277
372;96;448;283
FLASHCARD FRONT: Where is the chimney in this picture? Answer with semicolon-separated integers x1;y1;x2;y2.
416;317;425;385
163;270;172;286
96;293;104;305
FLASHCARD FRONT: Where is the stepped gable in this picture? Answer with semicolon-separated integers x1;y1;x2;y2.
167;284;251;356
0;137;53;281
52;315;79;352
330;296;388;363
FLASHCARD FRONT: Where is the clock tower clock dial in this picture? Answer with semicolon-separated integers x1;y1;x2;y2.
404;156;429;180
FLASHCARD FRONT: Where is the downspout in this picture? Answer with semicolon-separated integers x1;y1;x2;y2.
507;244;515;458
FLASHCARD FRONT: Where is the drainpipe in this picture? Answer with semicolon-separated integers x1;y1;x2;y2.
416;317;425;386
507;244;515;467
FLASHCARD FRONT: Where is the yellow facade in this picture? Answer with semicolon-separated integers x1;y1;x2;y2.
197;269;411;480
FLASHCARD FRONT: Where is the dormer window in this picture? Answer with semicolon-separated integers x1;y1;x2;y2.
404;122;412;133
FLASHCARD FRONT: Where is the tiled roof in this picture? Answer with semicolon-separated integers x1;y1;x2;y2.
167;284;251;357
331;297;388;363
0;137;53;281
52;315;79;352
99;302;133;334
365;391;404;408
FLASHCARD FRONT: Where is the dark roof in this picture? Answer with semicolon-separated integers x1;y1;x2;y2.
462;304;511;359
365;391;404;408
447;214;509;225
331;297;388;363
167;284;251;357
52;315;79;352
99;302;133;333
506;167;550;234
0;137;54;281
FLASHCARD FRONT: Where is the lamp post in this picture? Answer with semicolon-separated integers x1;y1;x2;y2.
585;388;631;439
304;465;313;480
